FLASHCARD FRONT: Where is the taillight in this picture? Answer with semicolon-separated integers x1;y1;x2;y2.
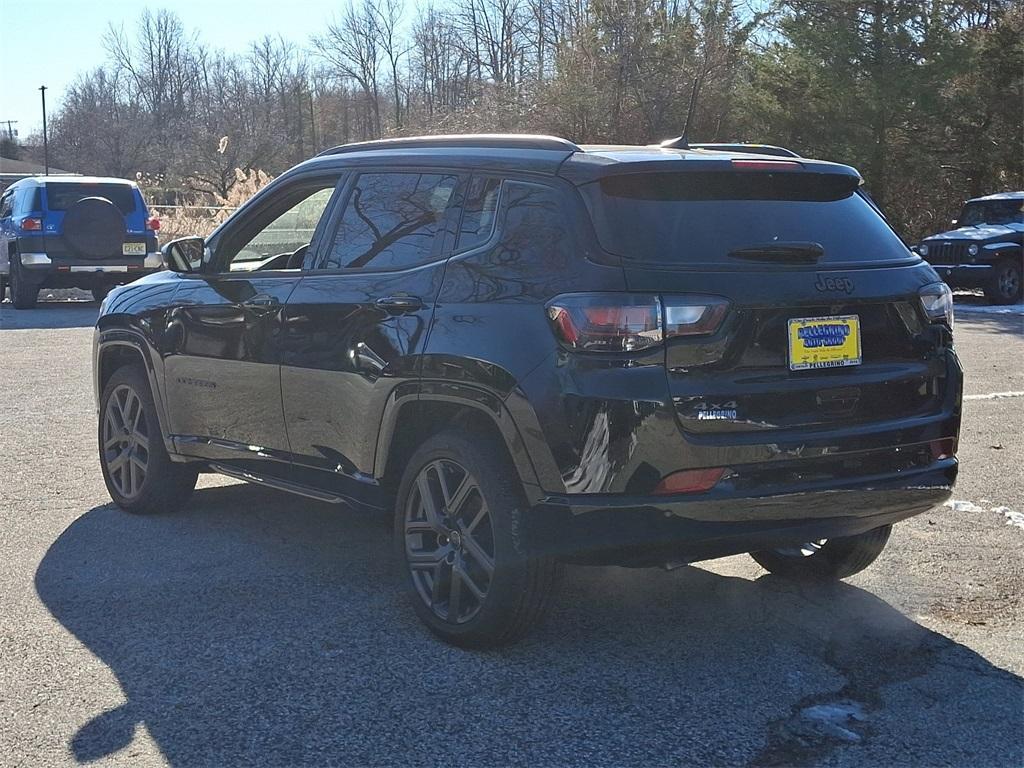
19;217;42;231
546;293;729;352
663;296;729;338
546;293;662;352
919;282;953;327
147;217;161;231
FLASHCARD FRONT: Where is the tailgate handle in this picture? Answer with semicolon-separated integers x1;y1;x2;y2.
728;241;824;264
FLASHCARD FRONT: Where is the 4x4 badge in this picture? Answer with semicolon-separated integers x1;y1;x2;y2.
814;275;854;293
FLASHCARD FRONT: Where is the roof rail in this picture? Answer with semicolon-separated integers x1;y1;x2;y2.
686;142;802;158
317;133;581;157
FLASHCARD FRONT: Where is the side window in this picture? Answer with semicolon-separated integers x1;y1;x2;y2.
17;187;42;214
214;178;340;272
497;181;572;265
0;192;12;219
325;172;458;270
456;176;502;251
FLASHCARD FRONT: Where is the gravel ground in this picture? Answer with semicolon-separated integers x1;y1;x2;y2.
1;297;1021;767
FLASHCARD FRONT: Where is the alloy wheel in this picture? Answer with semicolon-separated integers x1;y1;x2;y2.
404;459;496;624
998;265;1020;300
102;384;150;499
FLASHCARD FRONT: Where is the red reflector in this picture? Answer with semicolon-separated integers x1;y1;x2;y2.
731;159;801;171
147;217;161;231
57;266;70;272
128;265;142;270
929;438;956;461
653;467;726;495
20;217;42;231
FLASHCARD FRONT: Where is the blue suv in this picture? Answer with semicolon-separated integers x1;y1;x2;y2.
0;176;161;309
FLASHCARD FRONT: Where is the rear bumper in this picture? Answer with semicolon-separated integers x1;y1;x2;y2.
16;252;162;286
931;263;994;288
524;457;956;564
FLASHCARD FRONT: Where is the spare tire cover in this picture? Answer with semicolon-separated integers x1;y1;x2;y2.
62;196;127;258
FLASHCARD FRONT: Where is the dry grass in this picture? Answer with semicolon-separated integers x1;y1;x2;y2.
147;168;273;243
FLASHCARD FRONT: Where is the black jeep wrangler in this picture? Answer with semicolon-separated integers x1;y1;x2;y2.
93;135;961;647
918;192;1024;304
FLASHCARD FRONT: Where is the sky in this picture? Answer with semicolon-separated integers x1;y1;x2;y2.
0;0;343;139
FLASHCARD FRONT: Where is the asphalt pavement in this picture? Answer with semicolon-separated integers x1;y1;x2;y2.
1;296;1021;767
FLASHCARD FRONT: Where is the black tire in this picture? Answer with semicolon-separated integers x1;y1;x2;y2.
9;254;38;309
984;258;1023;305
750;525;892;580
0;274;7;302
91;286;112;303
99;364;198;514
394;429;562;648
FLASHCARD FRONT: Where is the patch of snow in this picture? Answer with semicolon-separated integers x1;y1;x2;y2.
963;391;1024;401
945;500;1024;531
945;500;986;513
953;301;1024;316
797;701;867;744
993;506;1024;530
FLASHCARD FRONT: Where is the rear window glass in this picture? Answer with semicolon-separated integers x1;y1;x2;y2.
581;172;910;265
44;183;137;214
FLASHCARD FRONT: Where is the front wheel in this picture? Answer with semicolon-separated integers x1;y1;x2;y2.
91;286;112;303
984;258;1023;305
750;525;892;580
99;365;198;514
395;430;561;648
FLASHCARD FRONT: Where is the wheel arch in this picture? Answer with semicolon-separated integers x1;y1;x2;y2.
95;332;175;454
374;383;549;506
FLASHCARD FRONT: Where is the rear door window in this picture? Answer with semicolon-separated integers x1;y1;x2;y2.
44;182;137;214
580;172;910;266
325;172;459;270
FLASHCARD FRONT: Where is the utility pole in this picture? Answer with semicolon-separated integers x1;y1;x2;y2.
0;120;18;141
39;85;49;175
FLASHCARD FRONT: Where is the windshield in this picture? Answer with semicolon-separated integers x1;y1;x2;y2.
958;200;1024;227
580;172;910;266
44;182;137;214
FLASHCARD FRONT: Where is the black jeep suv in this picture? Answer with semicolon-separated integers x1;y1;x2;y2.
93;135;961;647
918;192;1023;304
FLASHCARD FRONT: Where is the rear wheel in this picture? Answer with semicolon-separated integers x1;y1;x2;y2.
9;254;38;309
395;430;561;648
750;525;892;580
99;365;198;514
984;259;1022;305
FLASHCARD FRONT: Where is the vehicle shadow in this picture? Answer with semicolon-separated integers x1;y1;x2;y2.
955;310;1024;337
36;484;1023;767
0;301;99;330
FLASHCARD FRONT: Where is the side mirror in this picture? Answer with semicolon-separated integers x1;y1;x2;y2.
161;237;205;273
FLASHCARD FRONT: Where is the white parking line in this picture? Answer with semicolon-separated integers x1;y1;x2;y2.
963;391;1024;401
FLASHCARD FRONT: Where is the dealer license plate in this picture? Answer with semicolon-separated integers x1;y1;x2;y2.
787;315;862;371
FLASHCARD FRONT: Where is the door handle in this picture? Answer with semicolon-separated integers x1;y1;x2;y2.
375;295;424;314
242;294;281;308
